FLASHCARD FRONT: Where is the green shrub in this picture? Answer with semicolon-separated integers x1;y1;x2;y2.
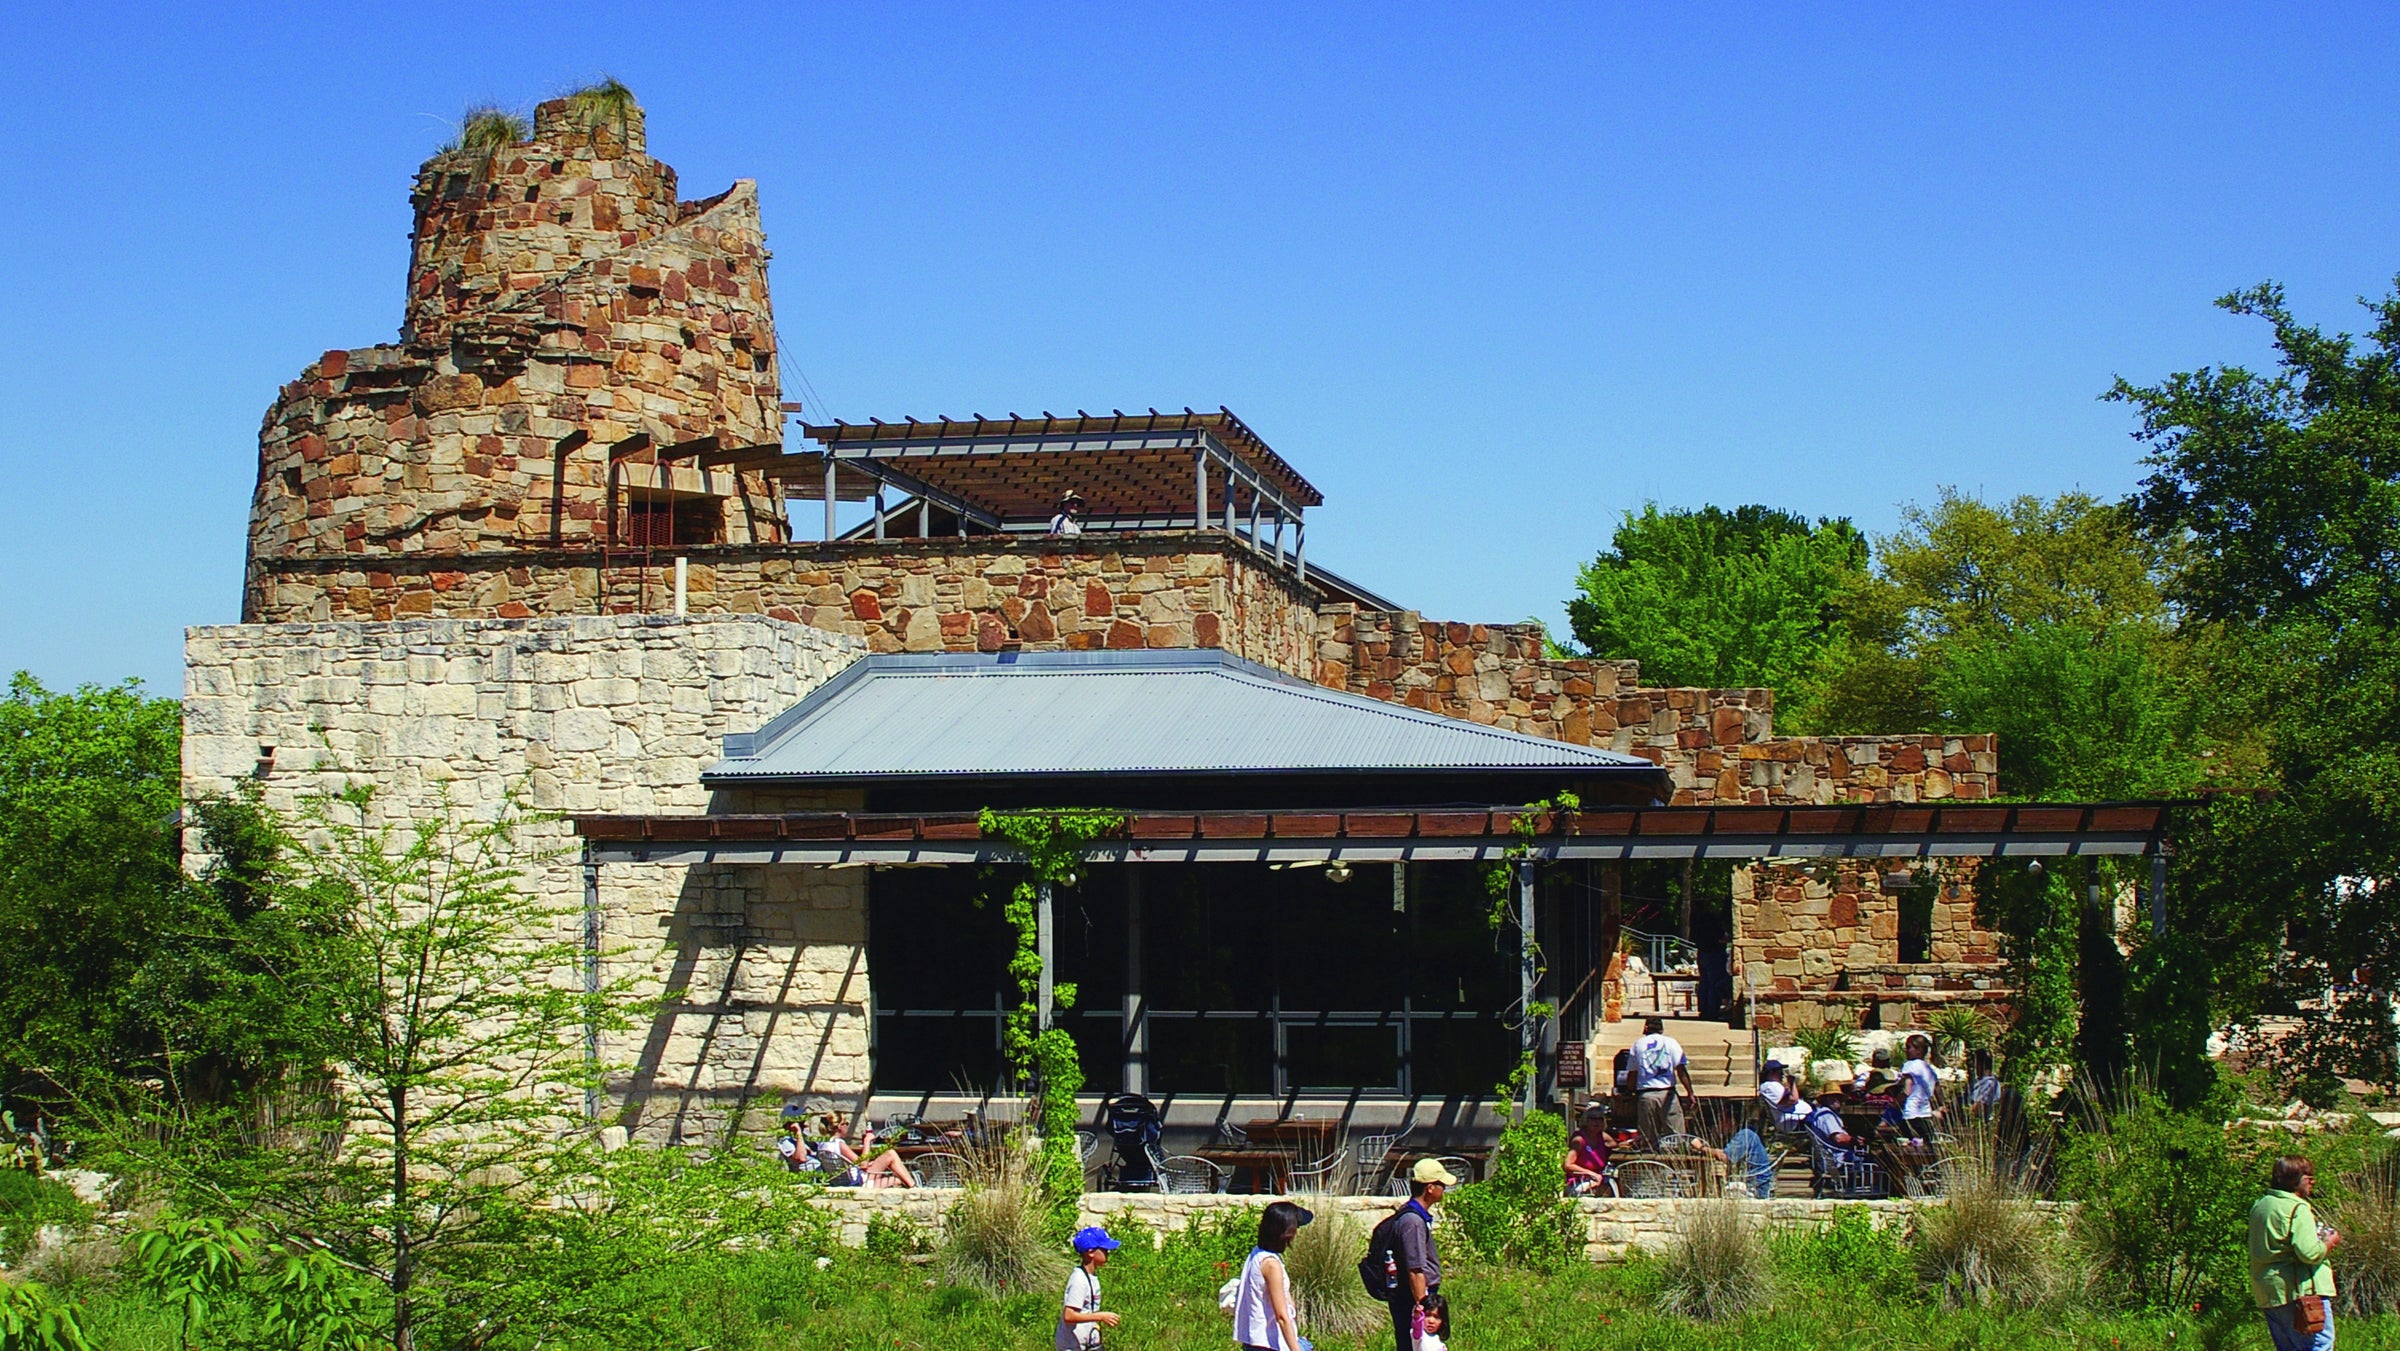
2055;1086;2250;1311
1443;1109;1582;1271
1790;1019;1862;1068
0;1279;93;1351
0;1173;88;1267
863;1212;934;1260
1656;1200;1775;1321
1771;1205;1914;1305
1140;1204;1256;1292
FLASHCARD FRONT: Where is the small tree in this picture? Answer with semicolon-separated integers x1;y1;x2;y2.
174;786;627;1351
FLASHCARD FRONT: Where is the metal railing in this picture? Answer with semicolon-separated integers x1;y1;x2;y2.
1621;926;1699;973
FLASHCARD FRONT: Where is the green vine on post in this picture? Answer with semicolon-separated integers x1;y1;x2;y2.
1483;792;1576;1112
978;808;1127;1228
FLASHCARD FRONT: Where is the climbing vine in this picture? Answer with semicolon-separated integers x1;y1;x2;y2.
1482;792;1577;1112
978;808;1126;1225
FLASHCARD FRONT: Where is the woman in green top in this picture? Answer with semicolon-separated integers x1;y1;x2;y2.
2251;1155;2339;1351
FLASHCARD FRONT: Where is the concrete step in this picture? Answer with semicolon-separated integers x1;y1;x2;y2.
1587;1017;1756;1095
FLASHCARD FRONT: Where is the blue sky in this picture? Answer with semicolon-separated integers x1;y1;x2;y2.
5;3;2398;695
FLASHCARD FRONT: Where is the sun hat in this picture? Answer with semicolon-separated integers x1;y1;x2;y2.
1411;1158;1460;1186
1071;1225;1121;1252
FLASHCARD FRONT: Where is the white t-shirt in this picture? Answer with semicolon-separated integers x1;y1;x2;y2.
1048;513;1085;537
1900;1058;1939;1120
1057;1267;1102;1350
1631;1033;1686;1090
1418;1331;1447;1351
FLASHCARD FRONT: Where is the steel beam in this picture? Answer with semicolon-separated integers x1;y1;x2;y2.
829;453;1003;530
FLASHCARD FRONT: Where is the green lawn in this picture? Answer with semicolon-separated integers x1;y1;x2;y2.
54;1240;2400;1351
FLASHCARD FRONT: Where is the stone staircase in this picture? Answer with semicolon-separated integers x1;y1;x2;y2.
1589;1016;1756;1097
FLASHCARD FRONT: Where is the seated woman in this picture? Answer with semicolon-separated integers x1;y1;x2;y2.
1563;1106;1615;1196
813;1112;918;1189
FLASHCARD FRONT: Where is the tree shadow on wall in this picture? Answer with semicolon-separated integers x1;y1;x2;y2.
613;862;866;1148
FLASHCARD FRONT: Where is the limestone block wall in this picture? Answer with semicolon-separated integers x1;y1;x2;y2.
245;534;1323;678
181;614;866;1143
810;1187;1940;1263
245;95;787;621
1734;861;2007;1033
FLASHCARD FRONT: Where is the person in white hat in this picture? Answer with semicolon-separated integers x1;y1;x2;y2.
1048;490;1087;537
1378;1158;1455;1351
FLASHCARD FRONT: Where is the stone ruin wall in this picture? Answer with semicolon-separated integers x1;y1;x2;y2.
1733;861;2008;1034
245;96;788;621
1313;604;1998;807
182;615;868;1144
243;533;1322;679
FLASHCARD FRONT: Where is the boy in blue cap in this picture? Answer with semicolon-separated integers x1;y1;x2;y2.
1058;1225;1122;1350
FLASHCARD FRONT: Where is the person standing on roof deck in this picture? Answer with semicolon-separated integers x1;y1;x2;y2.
1631;1016;1696;1145
1048;490;1087;537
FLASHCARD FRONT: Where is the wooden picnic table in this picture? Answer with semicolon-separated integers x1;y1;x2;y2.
1193;1146;1295;1194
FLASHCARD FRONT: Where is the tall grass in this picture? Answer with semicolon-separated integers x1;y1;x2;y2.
2338;1155;2400;1317
936;1125;1067;1298
442;106;527;158
1281;1206;1384;1338
1656;1200;1774;1321
1911;1135;2064;1309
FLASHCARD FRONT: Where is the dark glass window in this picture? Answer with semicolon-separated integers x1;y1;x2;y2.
867;861;1516;1096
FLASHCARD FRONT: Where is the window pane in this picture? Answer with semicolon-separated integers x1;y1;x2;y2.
1409;1016;1513;1097
1148;1016;1275;1096
1285;1023;1401;1092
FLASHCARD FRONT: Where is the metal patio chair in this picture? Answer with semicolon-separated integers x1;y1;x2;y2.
1611;1158;1688;1198
1159;1151;1227;1194
909;1151;969;1189
1285;1145;1349;1194
1351;1127;1412;1196
1810;1138;1884;1200
1431;1154;1478;1186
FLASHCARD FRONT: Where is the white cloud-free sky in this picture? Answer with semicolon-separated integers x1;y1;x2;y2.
5;2;2397;693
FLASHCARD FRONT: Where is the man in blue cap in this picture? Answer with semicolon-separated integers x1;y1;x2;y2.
1058;1225;1122;1350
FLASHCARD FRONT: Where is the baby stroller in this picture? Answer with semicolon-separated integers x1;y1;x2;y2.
1106;1093;1163;1191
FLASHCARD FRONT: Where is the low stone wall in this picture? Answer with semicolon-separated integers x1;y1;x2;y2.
809;1188;1927;1263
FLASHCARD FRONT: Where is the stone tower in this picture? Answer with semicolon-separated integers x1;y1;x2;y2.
244;91;789;621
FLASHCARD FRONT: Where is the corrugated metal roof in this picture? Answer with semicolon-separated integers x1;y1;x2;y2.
705;649;1668;783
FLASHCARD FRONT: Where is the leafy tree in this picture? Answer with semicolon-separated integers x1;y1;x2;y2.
1810;491;2242;798
0;675;335;1127
135;787;629;1351
2116;280;2400;1096
0;675;183;1109
1564;505;1869;717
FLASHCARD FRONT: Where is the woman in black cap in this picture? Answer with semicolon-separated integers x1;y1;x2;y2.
1229;1200;1312;1350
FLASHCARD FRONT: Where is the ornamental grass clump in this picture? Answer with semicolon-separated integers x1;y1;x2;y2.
2337;1155;2400;1317
1910;1136;2064;1310
1281;1206;1384;1338
1655;1199;1774;1322
937;1124;1067;1298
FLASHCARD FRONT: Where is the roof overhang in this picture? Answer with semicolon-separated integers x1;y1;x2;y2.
574;802;2177;866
